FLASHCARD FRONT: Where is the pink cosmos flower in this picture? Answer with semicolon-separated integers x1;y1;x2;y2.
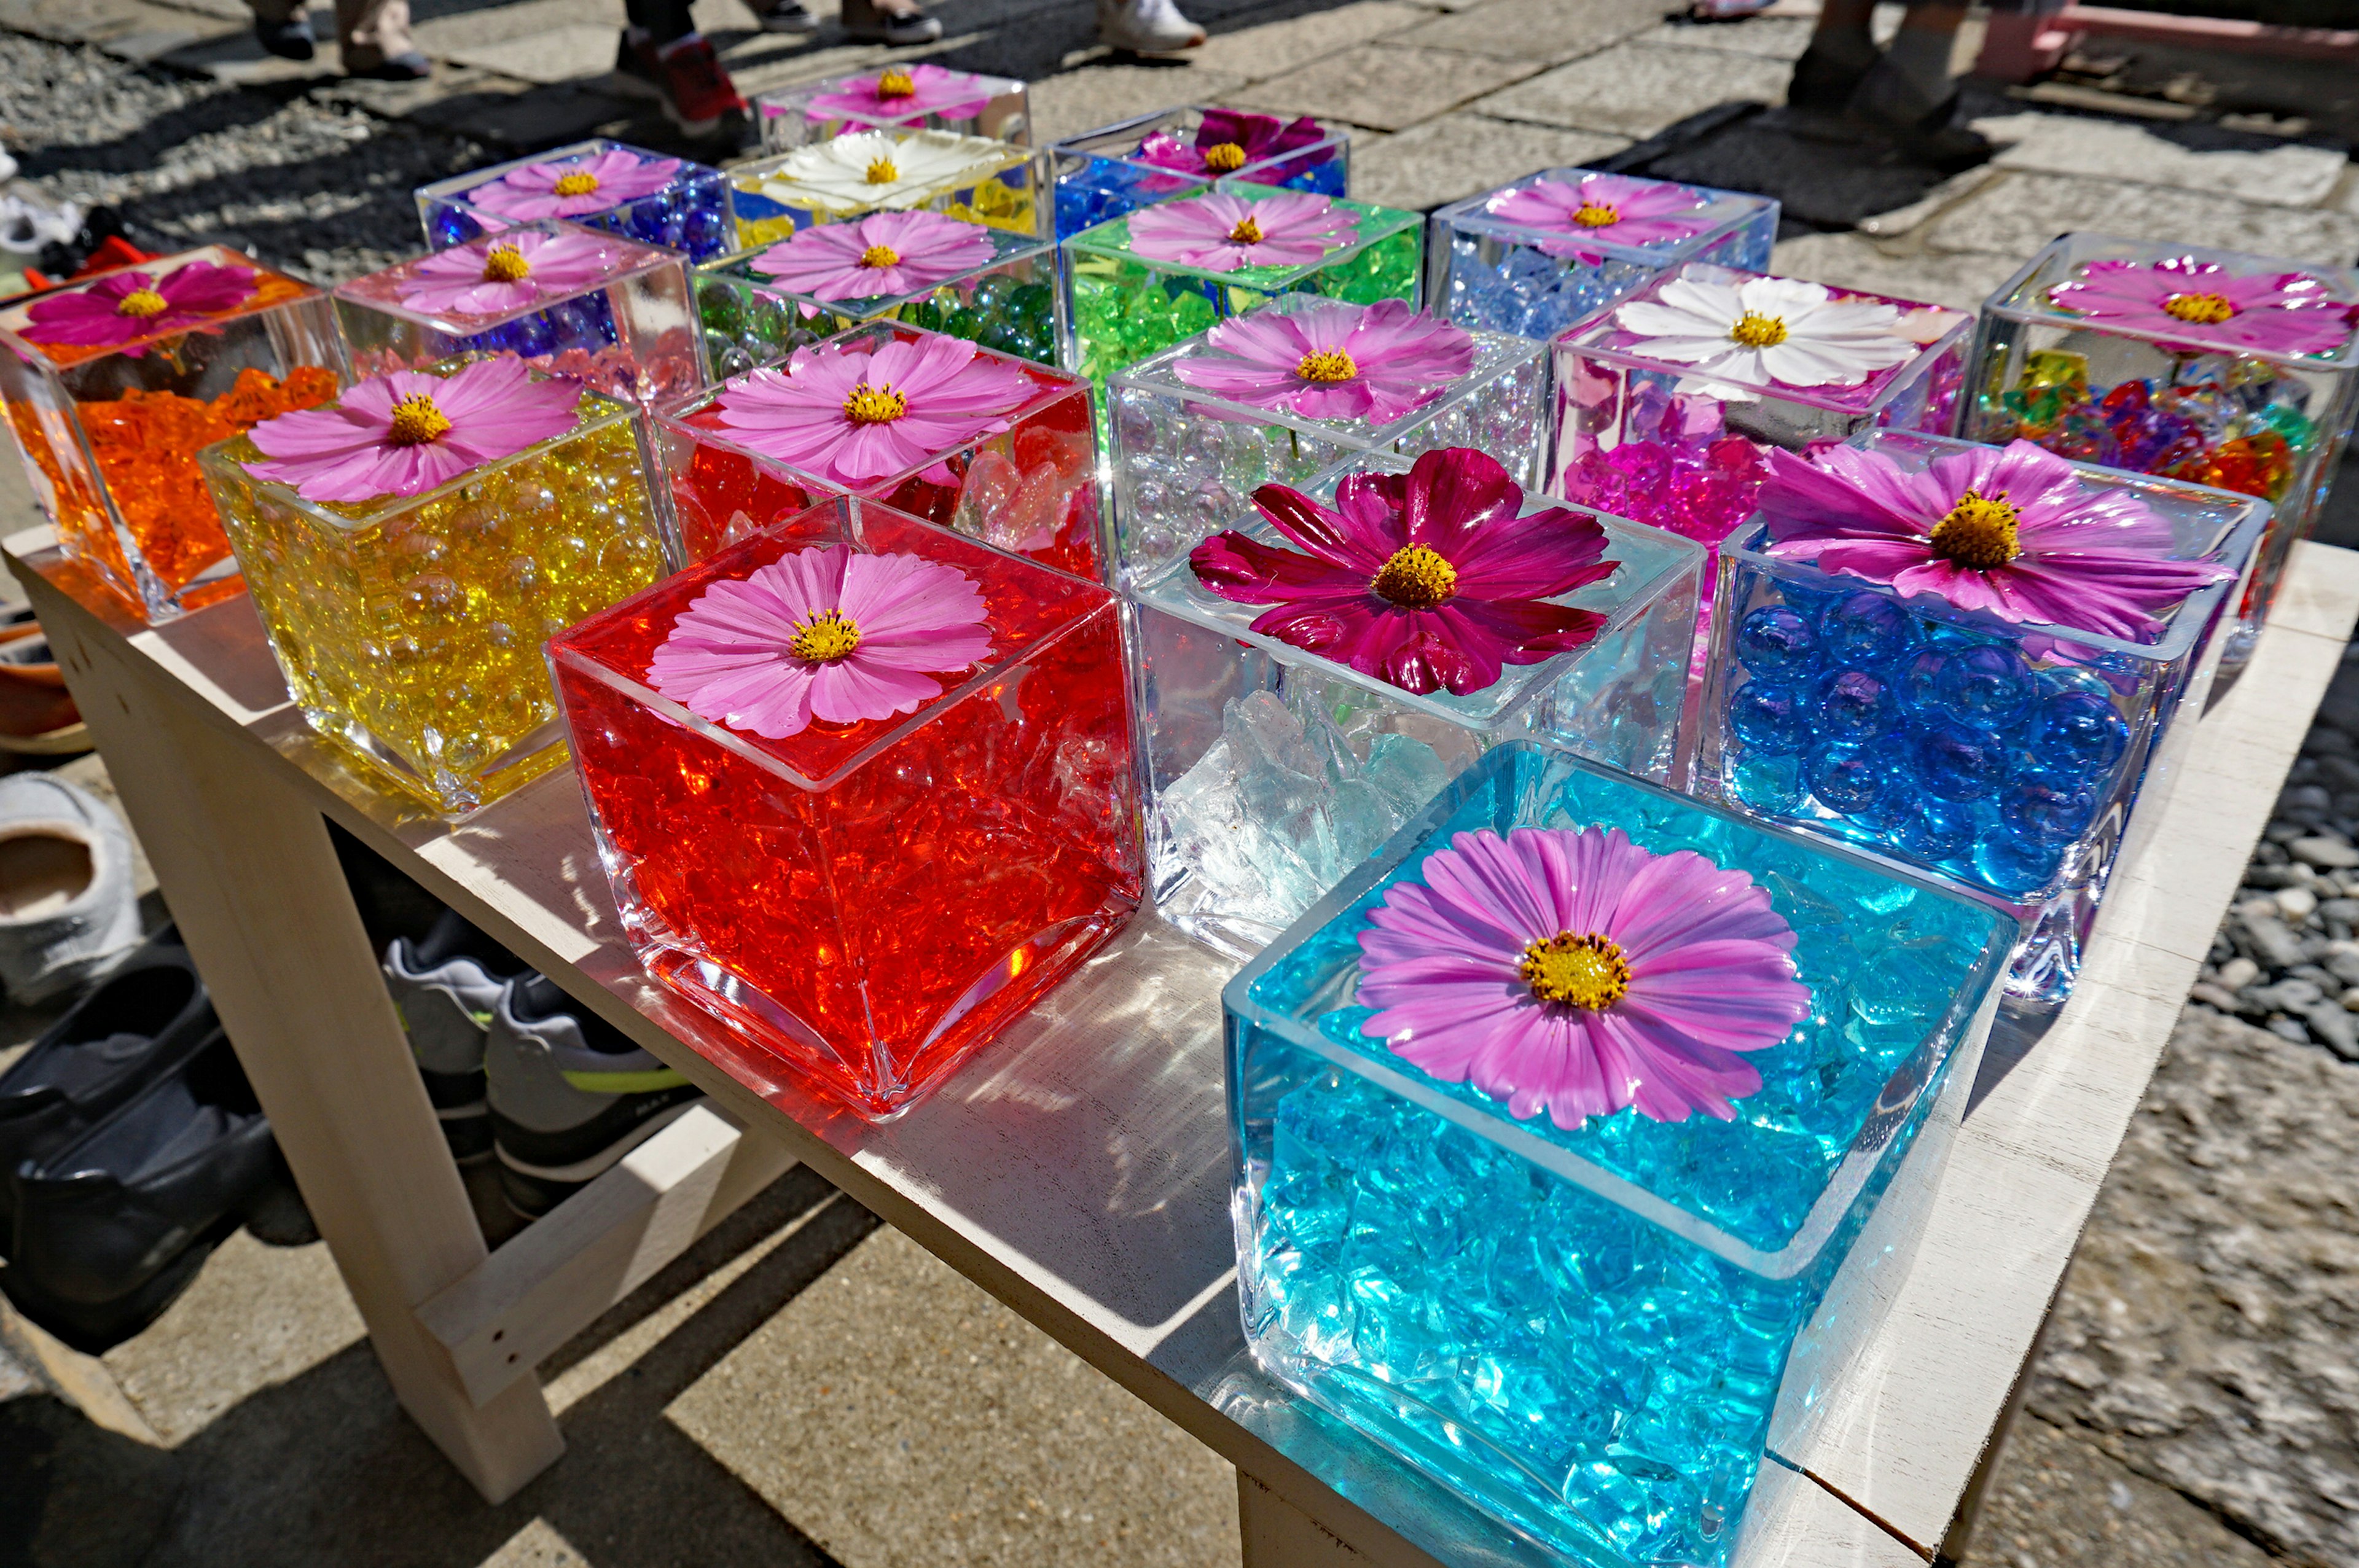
243;356;582;504
647;545;993;739
802;64;992;125
1758;438;2235;641
394;228;617;317
2046;256;2353;359
711;333;1035;487
1133;109;1325;180
1191;446;1616;697
1127;191;1356;275
466;147;683;222
748;211;995;303
1488;172;1713;260
20;260;257;354
1356;825;1812;1129
1173;299;1475;425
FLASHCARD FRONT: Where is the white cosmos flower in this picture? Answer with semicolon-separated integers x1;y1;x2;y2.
752;128;1023;216
1614;274;1917;400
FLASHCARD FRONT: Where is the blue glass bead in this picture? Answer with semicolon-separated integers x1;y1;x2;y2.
1892;797;1974;863
683;205;727;260
1817;668;1898;743
2032;692;2130;773
1895;649;1947;713
1815;592;1915;668
1933;645;2035;731
431;209;475;246
1912;722;2006;802
1727;682;1810;755
2004;768;2099;843
2037;664;2116;703
1729;749;1804;813
1802;743;1892;815
1976;829;2064;895
1734;605;1817;678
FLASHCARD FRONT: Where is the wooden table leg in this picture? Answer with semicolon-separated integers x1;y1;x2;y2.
1239;1474;1370;1566
31;586;565;1503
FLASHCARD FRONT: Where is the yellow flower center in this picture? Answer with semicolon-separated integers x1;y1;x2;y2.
1519;931;1630;1010
1729;311;1788;349
1927;488;2022;571
115;288;169;319
2163;292;2236;326
789;609;862;664
875;68;917;99
842;382;907;425
1370;544;1457;609
1227;216;1264;245
864;158;901;185
858;243;902;270
481;244;531;283
552;171;601;197
1572;202;1620;228
1295;348;1356;383
386;392;453;447
1202;141;1248;173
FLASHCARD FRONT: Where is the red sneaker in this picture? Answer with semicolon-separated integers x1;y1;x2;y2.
616;30;745;136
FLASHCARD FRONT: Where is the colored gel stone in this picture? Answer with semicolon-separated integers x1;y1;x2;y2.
414;139;735;262
1048;107;1350;240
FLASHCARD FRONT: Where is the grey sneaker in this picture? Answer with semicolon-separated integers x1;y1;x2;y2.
1097;0;1205;53
382;910;528;1164
487;974;703;1219
0;774;140;1004
841;0;942;44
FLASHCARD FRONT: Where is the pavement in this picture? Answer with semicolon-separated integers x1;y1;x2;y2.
0;0;2356;1564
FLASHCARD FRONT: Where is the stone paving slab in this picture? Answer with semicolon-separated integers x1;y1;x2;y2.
1635;15;1815;60
1187;0;1430;85
1922;168;2359;268
1229;41;1538;131
1348;109;1625;211
446;25;627;87
1971;110;2352;210
1388;0;1664;65
1769;229;2030;310
1476;40;1790;139
1024;61;1251;146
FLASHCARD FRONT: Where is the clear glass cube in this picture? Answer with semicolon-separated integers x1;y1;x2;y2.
1110;295;1546;592
1049;106;1351;240
726;133;1049;249
1697;429;2269;1002
754;64;1029;153
415;139;736;263
1060;192;1423;437
548;496;1141;1119
692;226;1062;383
0;244;342;622
1228;741;2013;1568
1135;451;1703;958
197;365;673;816
334;221;705;404
653;322;1102;582
1427;169;1778;341
1966;232;2359;665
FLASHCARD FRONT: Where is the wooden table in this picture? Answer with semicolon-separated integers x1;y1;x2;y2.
12;523;2354;1568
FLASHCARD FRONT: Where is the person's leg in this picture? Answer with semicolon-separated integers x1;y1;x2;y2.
1848;0;1989;166
248;0;316;61
1877;1;1967;103
840;0;944;45
335;0;427;76
617;0;748;137
1786;0;1879;110
623;0;697;44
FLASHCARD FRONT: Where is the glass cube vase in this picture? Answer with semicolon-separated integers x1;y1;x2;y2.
727;133;1048;249
334;222;705;404
655;322;1101;582
415;140;735;263
1966;232;2359;665
1227;741;2013;1568
0;244;342;622
1060;193;1423;435
548;497;1141;1119
1050;106;1351;240
1133;451;1703;958
1698;430;2268;1002
693;227;1062;381
197;366;674;816
1427;170;1778;341
1109;296;1546;591
756;65;1029;154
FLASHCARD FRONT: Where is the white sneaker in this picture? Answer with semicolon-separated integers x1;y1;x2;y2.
0;774;140;1004
1098;0;1205;53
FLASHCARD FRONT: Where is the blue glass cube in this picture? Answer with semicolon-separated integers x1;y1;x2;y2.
1427;170;1778;341
1699;429;2269;1002
1227;741;2013;1568
414;139;735;263
1050;106;1350;241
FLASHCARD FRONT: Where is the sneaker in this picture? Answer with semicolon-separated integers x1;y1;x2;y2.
486;975;704;1220
1097;0;1205;53
751;0;821;33
381;910;528;1165
0;774;142;1005
1786;42;1876;114
613;29;747;136
842;0;943;45
254;14;316;60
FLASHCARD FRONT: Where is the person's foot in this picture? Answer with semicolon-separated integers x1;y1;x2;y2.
841;0;943;44
1097;0;1205;52
346;49;431;80
381;910;529;1166
254;14;315;60
1786;41;1874;114
613;29;748;136
1845;57;1992;171
751;0;820;33
0;774;141;1005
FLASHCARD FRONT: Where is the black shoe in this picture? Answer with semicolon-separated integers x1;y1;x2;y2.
254;15;316;60
0;927;212;1257
347;49;431;80
1786;42;1873;114
1845;59;1993;172
3;1031;281;1352
752;0;820;33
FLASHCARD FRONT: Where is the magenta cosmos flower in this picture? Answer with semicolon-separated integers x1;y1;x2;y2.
749;211;993;303
1759;438;2234;640
1127;191;1356;275
802;64;992;124
712;334;1034;488
1356;825;1811;1129
20;260;256;354
648;545;993;739
466;148;682;222
1489;172;1713;260
1134;109;1324;179
2046;256;2353;359
243;356;581;504
1191;447;1616;697
395;228;616;316
1175;299;1474;425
